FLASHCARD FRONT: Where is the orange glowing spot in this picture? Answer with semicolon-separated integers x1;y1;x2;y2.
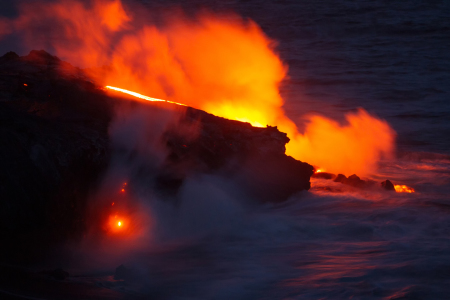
112;202;114;206
23;83;28;86
105;86;187;106
106;213;132;235
394;185;415;193
121;188;125;192
315;169;324;173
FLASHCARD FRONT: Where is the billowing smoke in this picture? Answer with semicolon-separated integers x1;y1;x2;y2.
67;99;250;271
0;0;395;176
287;109;395;176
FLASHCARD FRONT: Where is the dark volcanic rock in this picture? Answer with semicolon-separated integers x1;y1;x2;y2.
312;171;336;180
240;154;312;202
163;107;290;171
114;264;128;280
42;268;69;280
381;179;395;191
0;51;19;62
334;174;347;183
0;50;112;262
345;174;366;188
160;107;313;202
318;168;394;191
0;50;314;261
332;173;377;189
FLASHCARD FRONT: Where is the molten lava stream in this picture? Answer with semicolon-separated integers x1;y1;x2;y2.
105;86;187;106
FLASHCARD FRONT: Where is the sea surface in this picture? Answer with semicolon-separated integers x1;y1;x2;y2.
78;1;449;299
4;0;450;299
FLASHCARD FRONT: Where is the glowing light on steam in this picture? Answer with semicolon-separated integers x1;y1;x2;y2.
0;0;396;176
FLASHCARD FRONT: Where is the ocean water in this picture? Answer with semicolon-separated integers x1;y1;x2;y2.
97;1;449;299
2;0;450;298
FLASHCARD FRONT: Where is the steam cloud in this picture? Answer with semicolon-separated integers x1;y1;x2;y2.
0;0;395;176
73;102;249;269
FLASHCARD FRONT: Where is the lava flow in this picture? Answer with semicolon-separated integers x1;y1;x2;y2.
105;86;187;106
394;185;415;193
100;180;153;240
104;182;131;235
107;214;129;234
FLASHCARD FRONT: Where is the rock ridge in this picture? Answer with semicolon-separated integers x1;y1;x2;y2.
0;50;313;262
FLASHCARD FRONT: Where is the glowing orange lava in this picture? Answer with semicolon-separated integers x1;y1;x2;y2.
105;86;187;106
107;214;128;234
394;185;415;193
1;0;397;176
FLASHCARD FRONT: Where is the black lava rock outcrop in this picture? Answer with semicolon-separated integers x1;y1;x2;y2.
0;50;314;262
320;172;397;191
381;180;395;191
312;171;336;180
333;174;347;183
160;107;313;202
114;264;128;280
0;50;112;263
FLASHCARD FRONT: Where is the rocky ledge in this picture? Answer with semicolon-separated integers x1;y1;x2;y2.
0;50;313;261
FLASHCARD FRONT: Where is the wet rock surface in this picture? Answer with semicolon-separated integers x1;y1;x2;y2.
318;172;399;191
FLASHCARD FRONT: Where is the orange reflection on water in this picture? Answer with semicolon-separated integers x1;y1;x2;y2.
283;242;386;289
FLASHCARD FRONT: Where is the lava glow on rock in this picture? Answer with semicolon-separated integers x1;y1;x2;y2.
107;214;128;234
105;84;417;196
